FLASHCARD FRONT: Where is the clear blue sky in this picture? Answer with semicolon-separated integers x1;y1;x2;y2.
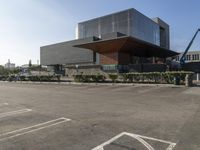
0;0;200;66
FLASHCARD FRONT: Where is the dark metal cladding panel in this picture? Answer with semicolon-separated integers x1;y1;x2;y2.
78;9;133;39
100;15;113;35
101;32;126;40
40;37;94;65
131;9;160;46
78;8;160;46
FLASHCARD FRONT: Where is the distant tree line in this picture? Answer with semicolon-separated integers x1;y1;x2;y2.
0;65;20;75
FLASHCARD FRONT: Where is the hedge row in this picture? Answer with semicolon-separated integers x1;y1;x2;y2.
0;75;61;82
73;71;193;84
119;72;193;84
73;74;105;82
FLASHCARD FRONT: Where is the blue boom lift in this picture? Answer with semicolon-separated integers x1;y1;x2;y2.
180;28;200;66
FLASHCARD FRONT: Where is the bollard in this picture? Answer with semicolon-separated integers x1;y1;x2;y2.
174;76;180;85
197;73;199;82
185;74;193;87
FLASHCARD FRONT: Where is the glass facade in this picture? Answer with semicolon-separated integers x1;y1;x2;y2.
77;8;160;46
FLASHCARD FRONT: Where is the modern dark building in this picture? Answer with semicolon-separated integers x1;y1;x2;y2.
40;8;178;75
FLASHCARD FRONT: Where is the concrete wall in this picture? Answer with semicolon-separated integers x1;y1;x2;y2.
65;65;105;77
40;37;95;66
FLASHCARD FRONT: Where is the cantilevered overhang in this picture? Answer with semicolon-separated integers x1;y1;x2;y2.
74;36;179;58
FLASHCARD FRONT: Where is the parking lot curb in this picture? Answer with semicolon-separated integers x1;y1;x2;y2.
0;81;186;88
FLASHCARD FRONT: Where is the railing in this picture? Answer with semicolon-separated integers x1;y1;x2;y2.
101;64;167;73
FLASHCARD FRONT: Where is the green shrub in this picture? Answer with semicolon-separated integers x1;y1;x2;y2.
74;75;83;82
0;75;60;82
22;75;60;82
55;75;61;81
0;75;8;81
108;74;118;83
91;74;105;82
73;71;193;85
74;74;105;83
28;76;40;81
161;71;193;84
120;74;127;82
7;75;15;82
120;71;193;84
19;76;26;81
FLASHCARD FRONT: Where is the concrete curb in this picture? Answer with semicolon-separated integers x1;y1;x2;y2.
0;81;186;88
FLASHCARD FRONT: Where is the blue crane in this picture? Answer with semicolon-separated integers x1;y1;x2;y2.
180;28;200;66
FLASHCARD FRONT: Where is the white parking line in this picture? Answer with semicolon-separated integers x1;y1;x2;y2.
0;103;8;107
92;132;176;150
0;109;32;119
0;117;71;142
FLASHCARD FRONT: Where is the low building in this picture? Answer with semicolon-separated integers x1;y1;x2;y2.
174;51;200;74
175;51;200;63
40;8;178;75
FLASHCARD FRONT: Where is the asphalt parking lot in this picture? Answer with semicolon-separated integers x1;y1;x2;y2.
0;82;199;150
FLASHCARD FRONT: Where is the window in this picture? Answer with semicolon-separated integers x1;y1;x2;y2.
188;55;191;60
197;54;199;60
186;55;190;61
192;55;195;60
194;54;197;60
176;56;179;61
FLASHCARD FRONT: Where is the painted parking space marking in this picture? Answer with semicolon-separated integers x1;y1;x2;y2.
92;132;176;150
0;103;8;107
0;117;71;142
0;109;32;119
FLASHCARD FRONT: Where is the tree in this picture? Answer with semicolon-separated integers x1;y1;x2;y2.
29;60;32;68
0;65;9;75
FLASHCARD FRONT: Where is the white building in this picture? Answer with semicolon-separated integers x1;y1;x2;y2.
5;59;15;70
175;51;200;63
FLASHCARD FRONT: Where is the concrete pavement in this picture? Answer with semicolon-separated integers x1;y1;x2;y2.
0;82;199;149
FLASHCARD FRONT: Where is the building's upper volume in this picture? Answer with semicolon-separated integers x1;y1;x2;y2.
77;8;169;49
